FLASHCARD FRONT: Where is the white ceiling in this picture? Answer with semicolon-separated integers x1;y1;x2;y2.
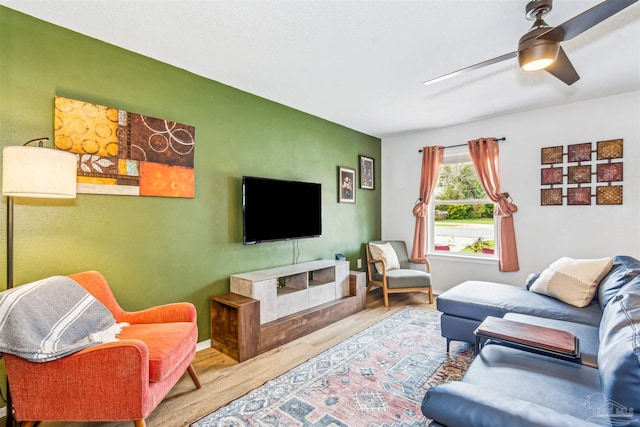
1;0;639;138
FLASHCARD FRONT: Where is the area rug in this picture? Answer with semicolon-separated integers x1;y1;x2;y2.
192;307;473;427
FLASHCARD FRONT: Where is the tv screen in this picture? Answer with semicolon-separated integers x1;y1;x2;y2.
242;176;322;244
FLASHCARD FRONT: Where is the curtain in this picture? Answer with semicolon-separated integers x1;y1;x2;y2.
468;138;519;272
411;146;444;259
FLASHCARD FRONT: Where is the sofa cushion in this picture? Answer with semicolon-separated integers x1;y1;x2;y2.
529;257;613;308
598;278;640;417
422;381;599;427
462;345;602;421
597;255;640;310
437;281;603;327
369;242;400;274
118;322;197;383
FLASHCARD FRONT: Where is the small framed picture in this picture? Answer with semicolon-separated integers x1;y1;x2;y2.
338;166;356;203
359;155;375;190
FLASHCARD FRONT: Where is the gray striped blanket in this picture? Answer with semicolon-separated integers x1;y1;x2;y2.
0;275;126;362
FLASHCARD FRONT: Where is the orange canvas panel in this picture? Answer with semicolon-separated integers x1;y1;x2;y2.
140;162;194;198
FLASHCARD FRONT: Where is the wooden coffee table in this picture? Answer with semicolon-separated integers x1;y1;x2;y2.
474;316;580;360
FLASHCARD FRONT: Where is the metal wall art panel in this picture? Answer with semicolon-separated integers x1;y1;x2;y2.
540;139;623;206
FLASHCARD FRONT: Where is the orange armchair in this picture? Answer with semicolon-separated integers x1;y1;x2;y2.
3;271;201;427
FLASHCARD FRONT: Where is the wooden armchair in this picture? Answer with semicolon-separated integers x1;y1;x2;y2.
3;271;201;427
366;240;434;306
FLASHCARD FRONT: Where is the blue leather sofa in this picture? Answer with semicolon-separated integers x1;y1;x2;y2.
422;255;640;427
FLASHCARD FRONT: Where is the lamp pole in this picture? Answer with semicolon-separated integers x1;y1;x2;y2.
5;196;13;427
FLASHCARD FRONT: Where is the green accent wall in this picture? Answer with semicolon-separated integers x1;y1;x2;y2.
0;6;381;345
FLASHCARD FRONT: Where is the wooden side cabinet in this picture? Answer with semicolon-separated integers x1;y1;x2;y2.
210;292;260;362
349;270;367;311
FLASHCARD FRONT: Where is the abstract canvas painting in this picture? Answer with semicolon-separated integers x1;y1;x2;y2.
54;96;195;198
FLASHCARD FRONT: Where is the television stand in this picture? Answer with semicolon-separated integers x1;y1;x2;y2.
230;260;352;324
211;266;366;361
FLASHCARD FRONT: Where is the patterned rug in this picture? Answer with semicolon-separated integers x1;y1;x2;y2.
192;307;473;427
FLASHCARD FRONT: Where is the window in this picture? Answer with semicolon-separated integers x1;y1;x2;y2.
428;149;496;257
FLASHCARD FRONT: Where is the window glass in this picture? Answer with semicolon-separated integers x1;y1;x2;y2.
430;151;496;257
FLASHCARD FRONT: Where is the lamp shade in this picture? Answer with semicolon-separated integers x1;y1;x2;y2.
2;146;77;198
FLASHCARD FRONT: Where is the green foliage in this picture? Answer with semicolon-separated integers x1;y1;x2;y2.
472;203;494;218
437;163;486;200
461;238;495;253
435;163;493;220
435;203;494;220
436;204;468;219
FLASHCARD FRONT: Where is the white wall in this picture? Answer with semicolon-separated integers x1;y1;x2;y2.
382;91;640;294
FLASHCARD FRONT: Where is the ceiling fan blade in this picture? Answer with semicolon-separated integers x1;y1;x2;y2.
422;51;518;85
545;46;580;85
539;0;639;42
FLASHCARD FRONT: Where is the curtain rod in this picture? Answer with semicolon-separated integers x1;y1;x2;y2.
418;137;506;153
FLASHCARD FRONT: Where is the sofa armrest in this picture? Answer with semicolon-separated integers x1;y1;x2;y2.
120;302;197;324
5;340;154;420
423;382;599;427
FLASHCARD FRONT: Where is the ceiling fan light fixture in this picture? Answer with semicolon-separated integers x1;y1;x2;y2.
422;0;637;86
518;38;559;71
521;56;555;71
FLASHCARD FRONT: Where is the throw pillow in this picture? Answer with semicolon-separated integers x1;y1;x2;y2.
525;272;540;290
369;242;401;275
529;257;613;307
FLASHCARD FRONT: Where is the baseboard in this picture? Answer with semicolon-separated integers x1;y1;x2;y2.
196;339;211;353
0;407;5;418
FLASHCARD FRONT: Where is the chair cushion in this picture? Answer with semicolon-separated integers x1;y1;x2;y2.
118;322;197;383
369;242;400;274
385;269;431;289
529;257;613;307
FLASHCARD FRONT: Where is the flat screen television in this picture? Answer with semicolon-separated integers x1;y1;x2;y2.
242;176;322;244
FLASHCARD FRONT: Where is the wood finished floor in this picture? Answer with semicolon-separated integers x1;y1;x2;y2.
16;289;437;427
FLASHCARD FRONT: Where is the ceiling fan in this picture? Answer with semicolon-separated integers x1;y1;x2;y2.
423;0;639;86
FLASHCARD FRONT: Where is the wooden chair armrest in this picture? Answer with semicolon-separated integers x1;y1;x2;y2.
368;258;387;275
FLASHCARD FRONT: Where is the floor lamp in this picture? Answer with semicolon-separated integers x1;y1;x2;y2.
2;139;77;427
